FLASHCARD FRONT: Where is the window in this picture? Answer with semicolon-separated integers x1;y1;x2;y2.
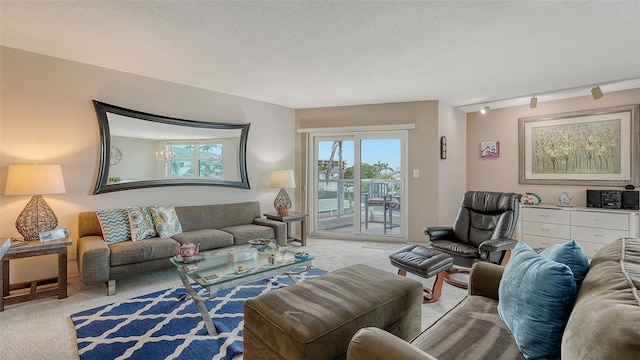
165;141;223;179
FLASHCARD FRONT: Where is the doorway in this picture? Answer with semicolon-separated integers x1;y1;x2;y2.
310;132;406;239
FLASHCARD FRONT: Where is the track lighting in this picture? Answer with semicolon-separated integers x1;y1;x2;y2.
530;96;538;108
480;105;490;114
591;86;603;99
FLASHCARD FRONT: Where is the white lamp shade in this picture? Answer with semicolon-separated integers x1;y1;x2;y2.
270;170;295;189
5;164;66;195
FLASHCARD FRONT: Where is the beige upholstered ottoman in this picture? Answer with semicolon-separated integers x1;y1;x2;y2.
243;264;423;360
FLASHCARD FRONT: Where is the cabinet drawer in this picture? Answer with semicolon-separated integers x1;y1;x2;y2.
522;207;570;225
570;226;628;245
579;240;608;259
522;221;571;239
522;235;568;250
571;211;629;231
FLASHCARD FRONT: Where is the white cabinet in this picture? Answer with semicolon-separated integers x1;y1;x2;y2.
520;205;639;258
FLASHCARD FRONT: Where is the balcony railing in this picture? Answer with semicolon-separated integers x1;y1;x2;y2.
317;179;401;231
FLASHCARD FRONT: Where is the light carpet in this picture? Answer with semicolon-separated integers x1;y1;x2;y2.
71;268;327;360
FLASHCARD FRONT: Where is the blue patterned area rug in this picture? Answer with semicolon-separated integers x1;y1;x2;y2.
71;267;327;360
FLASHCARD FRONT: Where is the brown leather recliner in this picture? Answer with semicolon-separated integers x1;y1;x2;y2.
425;191;521;288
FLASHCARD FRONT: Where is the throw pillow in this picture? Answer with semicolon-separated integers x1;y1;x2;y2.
96;208;131;245
149;206;183;238
540;240;589;289
127;206;157;241
497;241;577;360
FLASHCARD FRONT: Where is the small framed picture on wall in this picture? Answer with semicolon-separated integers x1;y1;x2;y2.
480;140;500;158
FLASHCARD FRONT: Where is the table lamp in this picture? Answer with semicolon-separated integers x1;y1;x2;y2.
5;164;66;240
270;170;295;216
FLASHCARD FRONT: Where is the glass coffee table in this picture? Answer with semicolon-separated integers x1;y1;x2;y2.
169;244;314;336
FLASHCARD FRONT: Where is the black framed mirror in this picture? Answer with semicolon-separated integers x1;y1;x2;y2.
93;100;250;194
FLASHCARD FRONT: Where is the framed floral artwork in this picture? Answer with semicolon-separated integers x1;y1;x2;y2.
518;104;639;186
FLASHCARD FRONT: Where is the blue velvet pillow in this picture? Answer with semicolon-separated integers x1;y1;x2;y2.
540;240;589;289
498;241;577;360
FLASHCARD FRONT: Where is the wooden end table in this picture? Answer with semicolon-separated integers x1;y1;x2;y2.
0;237;72;311
263;211;309;246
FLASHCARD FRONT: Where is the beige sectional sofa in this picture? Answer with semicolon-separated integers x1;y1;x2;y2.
77;201;286;295
347;237;640;360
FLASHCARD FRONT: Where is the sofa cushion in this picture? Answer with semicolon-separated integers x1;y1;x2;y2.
172;229;234;251
562;237;640;360
221;224;275;245
498;241;576;360
539;239;589;289
127;206;157;241
149;206;183;238
175;202;261;232
109;237;178;266
96;208;131;245
411;295;525;360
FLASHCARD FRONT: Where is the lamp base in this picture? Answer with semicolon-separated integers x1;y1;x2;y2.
274;188;292;217
15;195;58;240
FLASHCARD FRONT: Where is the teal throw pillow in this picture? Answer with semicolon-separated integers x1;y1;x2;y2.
540;240;589;289
96;208;131;245
498;241;577;360
149;206;183;238
127;206;157;241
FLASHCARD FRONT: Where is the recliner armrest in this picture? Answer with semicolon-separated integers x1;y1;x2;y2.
423;226;454;240
347;327;438;360
478;238;518;253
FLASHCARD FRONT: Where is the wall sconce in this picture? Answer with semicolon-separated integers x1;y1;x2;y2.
530;96;538;108
4;164;66;240
591;86;603;99
270;170;295;216
155;149;174;162
480;105;490;114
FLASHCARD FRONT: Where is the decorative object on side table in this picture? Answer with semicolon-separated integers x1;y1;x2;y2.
558;192;572;206
4;164;66;240
271;170;295;216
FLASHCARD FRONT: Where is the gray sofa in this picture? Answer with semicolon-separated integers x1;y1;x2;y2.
77;201;286;295
347;237;640;360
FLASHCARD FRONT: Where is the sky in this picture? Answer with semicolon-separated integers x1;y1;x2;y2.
318;139;401;170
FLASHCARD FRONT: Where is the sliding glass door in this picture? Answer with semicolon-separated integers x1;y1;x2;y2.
311;132;406;239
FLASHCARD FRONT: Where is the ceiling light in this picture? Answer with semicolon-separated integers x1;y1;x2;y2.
480;105;490;114
530;96;538;108
591;86;603;99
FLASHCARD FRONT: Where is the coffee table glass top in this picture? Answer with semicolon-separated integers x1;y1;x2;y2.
170;244;314;288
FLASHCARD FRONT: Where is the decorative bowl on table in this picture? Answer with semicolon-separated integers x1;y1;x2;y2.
248;239;272;251
294;251;310;260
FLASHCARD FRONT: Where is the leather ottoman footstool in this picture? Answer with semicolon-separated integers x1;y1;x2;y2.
243;264;423;360
389;245;454;303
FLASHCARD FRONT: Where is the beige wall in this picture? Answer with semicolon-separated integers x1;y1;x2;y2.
295;101;467;243
0;47;296;283
466;88;640;208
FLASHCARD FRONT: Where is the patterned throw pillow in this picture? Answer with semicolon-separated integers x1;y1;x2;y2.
127;206;157;241
149;206;183;238
96;208;131;245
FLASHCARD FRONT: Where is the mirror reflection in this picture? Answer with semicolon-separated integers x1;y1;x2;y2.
93;101;250;194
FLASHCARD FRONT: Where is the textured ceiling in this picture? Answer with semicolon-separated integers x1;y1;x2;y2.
1;1;639;111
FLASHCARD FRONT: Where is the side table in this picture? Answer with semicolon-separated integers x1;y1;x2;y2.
0;237;72;311
263;211;309;246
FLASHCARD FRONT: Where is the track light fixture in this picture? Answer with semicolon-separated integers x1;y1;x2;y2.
480;105;490;114
530;96;538;108
591;86;603;99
